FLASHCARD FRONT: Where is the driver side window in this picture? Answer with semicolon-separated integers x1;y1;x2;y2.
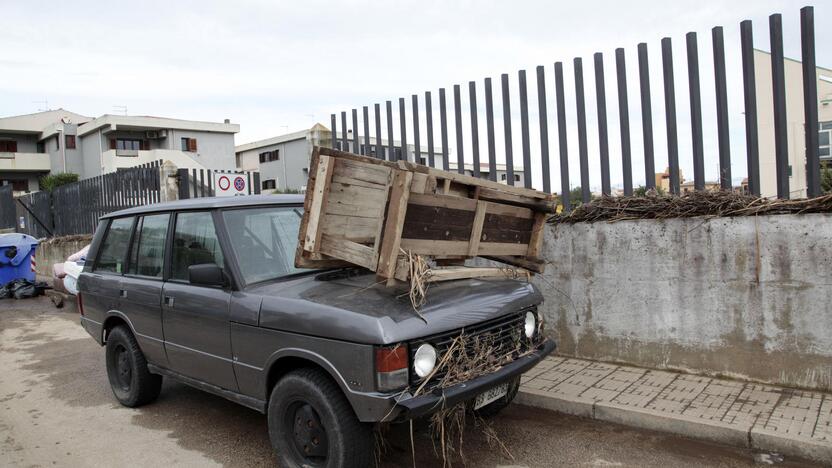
170;211;224;281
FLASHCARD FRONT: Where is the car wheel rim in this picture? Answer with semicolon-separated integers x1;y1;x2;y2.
114;344;132;391
285;400;328;465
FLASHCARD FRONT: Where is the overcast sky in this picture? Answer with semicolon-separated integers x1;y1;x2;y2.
1;0;829;191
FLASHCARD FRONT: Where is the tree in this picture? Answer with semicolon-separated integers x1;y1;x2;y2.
39;173;79;191
633;185;666;197
822;163;832;194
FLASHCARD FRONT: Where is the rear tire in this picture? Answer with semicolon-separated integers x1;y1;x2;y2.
474;375;520;418
268;368;373;468
105;325;162;407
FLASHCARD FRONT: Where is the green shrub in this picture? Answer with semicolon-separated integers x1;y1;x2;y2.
39;173;79;191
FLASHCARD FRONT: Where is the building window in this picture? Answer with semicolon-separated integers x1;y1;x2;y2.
37;141;45;153
65;135;76;149
501;174;507;181
259;150;279;163
181;137;198;152
0;140;18;152
302;168;309;178
262;179;277;190
820;121;832;159
55;136;60;150
113;139;143;151
514;174;521;182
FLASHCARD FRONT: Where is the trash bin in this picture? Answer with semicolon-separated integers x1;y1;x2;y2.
0;233;39;284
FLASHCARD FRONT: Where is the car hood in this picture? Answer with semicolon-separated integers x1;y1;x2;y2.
249;271;542;345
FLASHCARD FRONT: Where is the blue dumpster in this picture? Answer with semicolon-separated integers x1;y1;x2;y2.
0;233;39;284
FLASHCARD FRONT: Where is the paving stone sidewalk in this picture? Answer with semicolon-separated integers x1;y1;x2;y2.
517;356;832;463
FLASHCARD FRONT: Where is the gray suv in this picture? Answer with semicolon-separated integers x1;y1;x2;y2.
78;195;555;467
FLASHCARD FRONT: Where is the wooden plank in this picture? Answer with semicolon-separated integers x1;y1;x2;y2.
303;154;335;252
320;214;380;243
334;158;391;186
377;169;413;283
484;255;545;273
331;174;387;190
485;202;534;219
478;187;555;212
318;234;377;269
425;267;525;283
408;193;477;211
526;212;547;258
400;239;529;257
468;201;488;256
410;172;428;194
325;182;387;219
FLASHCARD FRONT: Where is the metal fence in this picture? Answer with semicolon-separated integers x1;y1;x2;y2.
6;164;261;238
329;6;822;208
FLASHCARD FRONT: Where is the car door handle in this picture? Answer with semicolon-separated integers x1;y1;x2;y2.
119;289;128;298
163;295;174;307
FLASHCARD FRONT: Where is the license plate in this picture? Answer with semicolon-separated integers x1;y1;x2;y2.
474;382;508;410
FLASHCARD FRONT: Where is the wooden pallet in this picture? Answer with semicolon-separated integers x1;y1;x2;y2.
295;146;554;284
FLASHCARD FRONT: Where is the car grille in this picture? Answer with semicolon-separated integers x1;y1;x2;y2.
408;306;537;390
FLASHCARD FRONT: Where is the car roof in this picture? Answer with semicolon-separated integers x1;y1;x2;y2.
100;194;305;219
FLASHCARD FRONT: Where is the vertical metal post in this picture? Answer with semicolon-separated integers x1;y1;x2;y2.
574;58;590;203
555;62;571;211
453;84;465;174
519;70;532;188
501;74;515;186
770;14;789;199
330;114;337;149
399;97;407;162
363;106;370;157
594;53;611;195
412;95;421;165
713;27;732;190
638;43;656;189
469;82;481;178
801;6;820;198
351;108;360;155
425;91;435;167
740;20;760;196
536;65;551;193
439;88;450;171
615;48;633;196
374;103;383;159
485;78;497;182
386;100;394;161
661;38;680;195
686;32;705;191
340;111;348;152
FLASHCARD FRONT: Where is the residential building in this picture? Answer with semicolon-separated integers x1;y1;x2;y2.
680;180;720;193
655;167;685;193
754;49;832;198
0;109;239;195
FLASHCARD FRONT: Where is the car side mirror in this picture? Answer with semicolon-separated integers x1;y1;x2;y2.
188;264;227;287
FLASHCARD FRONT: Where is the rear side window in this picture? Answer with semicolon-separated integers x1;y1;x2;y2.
95;217;134;273
127;214;169;278
170;212;224;281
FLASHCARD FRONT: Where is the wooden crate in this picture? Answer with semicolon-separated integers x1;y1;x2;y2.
295;146;554;284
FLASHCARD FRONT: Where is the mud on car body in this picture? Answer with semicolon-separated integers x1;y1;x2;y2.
78;195;555;468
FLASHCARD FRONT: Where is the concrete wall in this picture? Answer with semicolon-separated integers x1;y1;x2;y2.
33;235;92;279
536;214;832;392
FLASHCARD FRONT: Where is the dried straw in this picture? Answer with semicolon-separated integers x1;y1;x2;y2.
551;191;832;224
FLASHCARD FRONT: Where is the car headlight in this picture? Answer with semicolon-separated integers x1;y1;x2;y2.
413;344;437;378
524;311;537;338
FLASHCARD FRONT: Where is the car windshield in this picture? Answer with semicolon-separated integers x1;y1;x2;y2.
222;206;312;284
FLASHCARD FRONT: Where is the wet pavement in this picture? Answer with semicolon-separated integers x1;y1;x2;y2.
0;296;818;467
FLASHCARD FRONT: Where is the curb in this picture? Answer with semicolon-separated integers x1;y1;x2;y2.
517;389;829;464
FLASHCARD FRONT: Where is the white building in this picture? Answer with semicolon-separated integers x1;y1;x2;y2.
754;49;832;198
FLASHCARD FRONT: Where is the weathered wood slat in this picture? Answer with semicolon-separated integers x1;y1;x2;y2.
377;169;413;284
319;234;378;269
303;154;335;252
426;267;524;283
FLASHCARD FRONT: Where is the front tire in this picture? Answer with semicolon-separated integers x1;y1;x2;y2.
268;368;372;468
105;325;162;407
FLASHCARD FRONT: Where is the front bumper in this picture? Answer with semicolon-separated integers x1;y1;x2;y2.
393;338;556;420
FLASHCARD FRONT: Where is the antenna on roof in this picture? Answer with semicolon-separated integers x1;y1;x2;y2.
33;99;49;112
112;105;128;116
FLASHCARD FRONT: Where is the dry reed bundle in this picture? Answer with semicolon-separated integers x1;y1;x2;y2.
551;191;832;224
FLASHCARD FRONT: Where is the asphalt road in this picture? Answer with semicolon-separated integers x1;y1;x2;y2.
0;296;815;467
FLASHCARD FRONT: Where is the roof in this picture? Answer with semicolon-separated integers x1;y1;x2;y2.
78;114;240;137
101;194;305;219
0;109;92;135
235;124;330;153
